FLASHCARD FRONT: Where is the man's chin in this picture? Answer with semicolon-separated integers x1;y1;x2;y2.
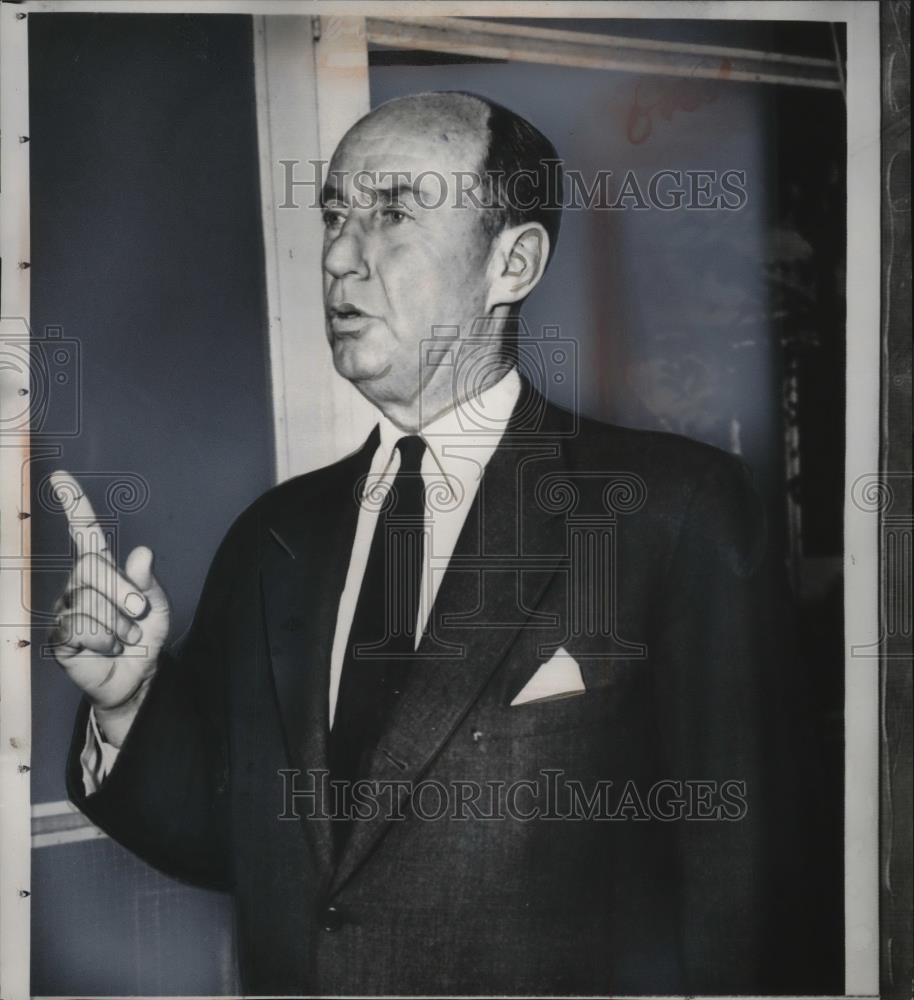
331;346;391;387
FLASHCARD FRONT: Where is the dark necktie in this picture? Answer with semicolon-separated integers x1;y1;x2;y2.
328;434;426;853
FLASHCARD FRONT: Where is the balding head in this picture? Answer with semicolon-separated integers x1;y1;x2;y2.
338;91;490;155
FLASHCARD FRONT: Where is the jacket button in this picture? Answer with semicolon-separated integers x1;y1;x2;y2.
321;904;344;932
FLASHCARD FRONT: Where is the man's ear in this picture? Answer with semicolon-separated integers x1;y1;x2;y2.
484;223;550;312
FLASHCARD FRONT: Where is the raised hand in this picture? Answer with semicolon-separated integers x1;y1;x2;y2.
49;471;171;745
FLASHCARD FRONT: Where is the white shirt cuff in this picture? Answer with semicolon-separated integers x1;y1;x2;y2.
79;707;121;796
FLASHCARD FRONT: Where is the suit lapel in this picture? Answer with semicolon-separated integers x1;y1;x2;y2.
330;386;572;892
260;430;377;875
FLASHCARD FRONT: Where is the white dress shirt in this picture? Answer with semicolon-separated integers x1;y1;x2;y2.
82;367;521;793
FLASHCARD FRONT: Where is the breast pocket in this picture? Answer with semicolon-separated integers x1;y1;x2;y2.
490;661;646;740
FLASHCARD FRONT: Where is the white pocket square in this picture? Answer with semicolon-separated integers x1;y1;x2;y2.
510;648;585;706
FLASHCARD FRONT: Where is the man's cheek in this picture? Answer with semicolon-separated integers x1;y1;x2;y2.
381;240;433;282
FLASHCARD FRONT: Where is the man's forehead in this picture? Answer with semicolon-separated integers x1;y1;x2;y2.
326;100;488;192
348;94;488;150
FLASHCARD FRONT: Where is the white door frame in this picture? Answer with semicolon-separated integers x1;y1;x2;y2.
254;14;377;481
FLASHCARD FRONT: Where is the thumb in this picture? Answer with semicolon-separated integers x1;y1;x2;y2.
124;545;168;612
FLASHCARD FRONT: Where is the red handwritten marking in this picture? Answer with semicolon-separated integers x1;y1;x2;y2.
626;57;733;145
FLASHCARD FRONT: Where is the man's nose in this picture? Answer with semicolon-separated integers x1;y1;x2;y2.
323;219;369;280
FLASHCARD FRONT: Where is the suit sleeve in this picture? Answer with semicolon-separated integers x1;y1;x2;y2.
652;451;811;993
65;515;250;891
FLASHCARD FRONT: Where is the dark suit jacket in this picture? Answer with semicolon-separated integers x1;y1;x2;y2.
68;383;828;995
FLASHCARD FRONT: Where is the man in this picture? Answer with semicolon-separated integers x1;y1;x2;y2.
55;92;815;995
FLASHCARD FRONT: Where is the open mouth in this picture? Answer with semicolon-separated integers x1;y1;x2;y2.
329;302;366;320
328;303;371;335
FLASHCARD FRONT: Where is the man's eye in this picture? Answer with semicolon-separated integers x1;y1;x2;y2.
381;207;408;225
322;209;345;230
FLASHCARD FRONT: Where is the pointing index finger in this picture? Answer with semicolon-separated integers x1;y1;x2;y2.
50;470;111;560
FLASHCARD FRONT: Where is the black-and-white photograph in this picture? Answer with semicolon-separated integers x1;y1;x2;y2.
0;2;906;998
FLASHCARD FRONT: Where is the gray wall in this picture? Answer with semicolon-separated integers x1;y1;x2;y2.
29;14;271;994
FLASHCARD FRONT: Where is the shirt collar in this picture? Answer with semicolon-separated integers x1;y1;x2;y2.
374;366;522;485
